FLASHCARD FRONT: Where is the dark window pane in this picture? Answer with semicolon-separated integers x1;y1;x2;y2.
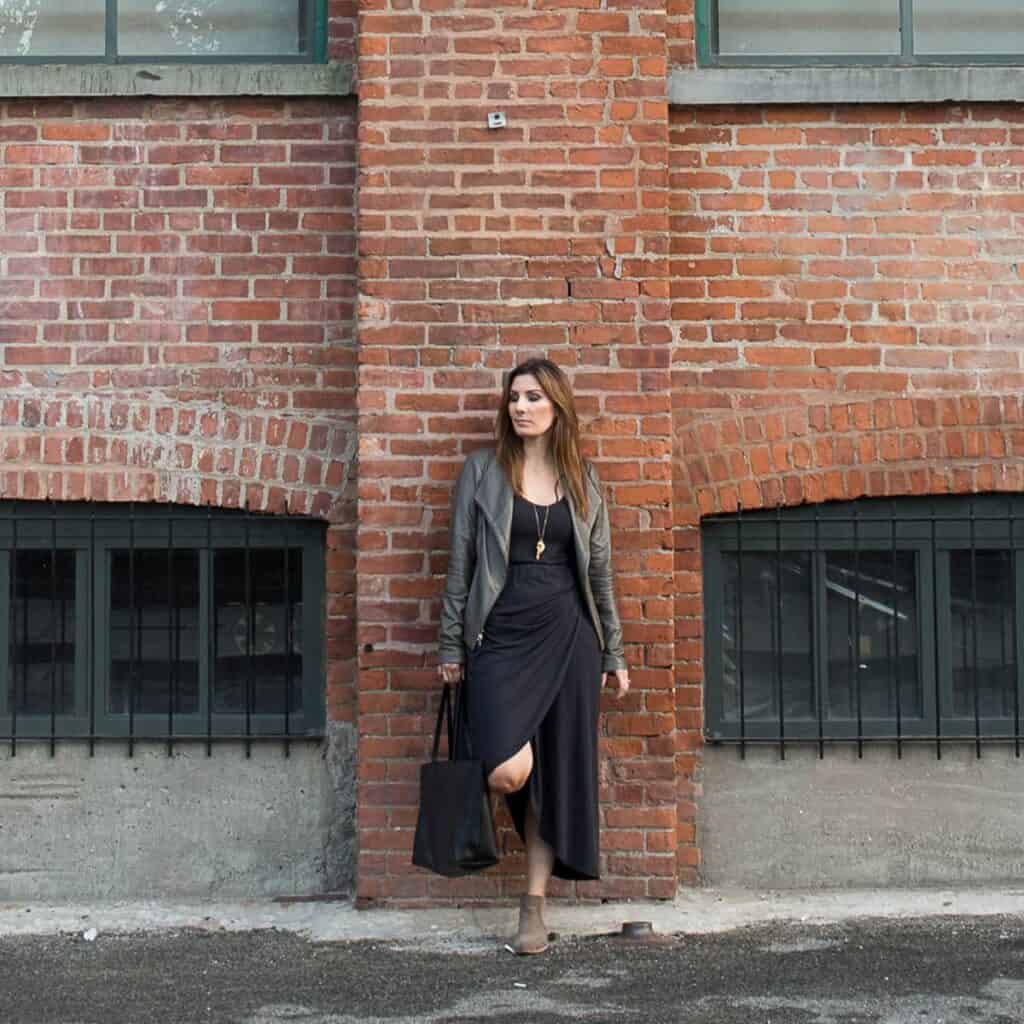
826;551;920;721
722;551;814;723
214;548;302;715
109;549;199;715
915;0;1024;54
9;550;76;716
118;0;306;57
0;2;105;58
950;550;1015;718
717;0;899;57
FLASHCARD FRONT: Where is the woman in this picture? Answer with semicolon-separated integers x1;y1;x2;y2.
437;357;630;955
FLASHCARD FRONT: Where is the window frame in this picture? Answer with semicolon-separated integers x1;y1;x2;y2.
0;543;92;737
0;503;326;744
696;0;1024;68
703;496;1024;748
0;0;328;66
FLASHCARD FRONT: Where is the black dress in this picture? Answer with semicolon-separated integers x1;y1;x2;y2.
464;492;603;881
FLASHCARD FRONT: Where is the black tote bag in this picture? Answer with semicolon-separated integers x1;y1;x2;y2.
412;683;499;877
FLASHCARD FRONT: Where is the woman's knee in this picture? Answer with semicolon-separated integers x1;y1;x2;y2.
488;743;533;794
488;767;529;794
489;765;532;794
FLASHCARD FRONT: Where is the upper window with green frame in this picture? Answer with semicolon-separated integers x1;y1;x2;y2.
697;0;1024;67
0;1;327;64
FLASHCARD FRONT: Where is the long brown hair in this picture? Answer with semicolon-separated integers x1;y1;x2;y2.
495;358;589;519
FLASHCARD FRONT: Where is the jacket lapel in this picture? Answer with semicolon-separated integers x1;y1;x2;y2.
583;471;602;529
473;453;512;558
566;468;601;575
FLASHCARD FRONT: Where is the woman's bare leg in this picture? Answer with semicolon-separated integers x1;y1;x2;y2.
524;801;554;897
490;740;552;952
488;742;554;894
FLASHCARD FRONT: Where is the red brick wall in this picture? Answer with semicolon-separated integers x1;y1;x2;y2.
670;102;1024;879
356;0;676;902
667;0;696;69
7;1;1018;904
329;0;359;63
0;96;359;722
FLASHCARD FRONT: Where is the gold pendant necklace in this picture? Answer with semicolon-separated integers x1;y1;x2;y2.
532;500;550;560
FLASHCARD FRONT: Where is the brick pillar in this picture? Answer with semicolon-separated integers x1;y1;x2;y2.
356;0;675;902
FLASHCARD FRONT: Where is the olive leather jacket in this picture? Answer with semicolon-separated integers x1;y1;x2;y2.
438;448;627;673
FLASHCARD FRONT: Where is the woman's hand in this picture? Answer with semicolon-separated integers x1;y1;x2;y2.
602;668;630;699
438;661;464;685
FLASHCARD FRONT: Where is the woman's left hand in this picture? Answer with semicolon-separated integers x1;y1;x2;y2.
602;669;630;699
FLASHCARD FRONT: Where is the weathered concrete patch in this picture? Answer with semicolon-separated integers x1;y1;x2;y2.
244;989;637;1024
669;65;1024;106
320;722;357;896
0;62;354;97
764;938;843;955
7;888;1024;943
0;740;340;899
550;967;618;989
707;978;1024;1024
701;744;1024;889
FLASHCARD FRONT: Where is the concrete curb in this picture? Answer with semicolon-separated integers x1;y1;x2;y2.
3;888;1024;946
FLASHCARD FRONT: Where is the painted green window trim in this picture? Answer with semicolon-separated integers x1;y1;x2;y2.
695;0;715;67
314;0;329;64
0;1;328;66
696;0;1024;69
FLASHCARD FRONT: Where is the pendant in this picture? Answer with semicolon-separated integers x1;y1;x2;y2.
535;539;545;560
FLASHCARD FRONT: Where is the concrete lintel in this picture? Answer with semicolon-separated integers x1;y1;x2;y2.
670;65;1024;106
0;62;355;98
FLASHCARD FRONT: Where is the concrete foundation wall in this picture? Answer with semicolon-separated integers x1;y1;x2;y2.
0;724;356;900
700;745;1024;889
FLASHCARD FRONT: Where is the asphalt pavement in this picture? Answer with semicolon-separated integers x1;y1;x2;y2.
2;913;1024;1023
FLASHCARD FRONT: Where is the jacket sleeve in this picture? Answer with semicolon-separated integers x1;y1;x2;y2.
438;455;479;665
587;465;627;673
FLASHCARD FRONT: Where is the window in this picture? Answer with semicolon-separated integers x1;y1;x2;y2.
697;0;1024;66
703;496;1024;756
0;1;326;63
0;502;325;748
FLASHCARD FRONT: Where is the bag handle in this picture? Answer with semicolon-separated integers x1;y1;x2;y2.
431;683;456;762
432;675;479;765
453;679;480;760
431;681;477;762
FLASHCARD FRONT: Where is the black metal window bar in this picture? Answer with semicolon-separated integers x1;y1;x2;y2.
698;0;1024;68
1;500;325;756
703;494;1024;759
0;1;326;65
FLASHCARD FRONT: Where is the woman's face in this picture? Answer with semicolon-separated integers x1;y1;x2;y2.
508;373;557;440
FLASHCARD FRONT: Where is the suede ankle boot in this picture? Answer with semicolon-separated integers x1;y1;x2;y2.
513;894;549;955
